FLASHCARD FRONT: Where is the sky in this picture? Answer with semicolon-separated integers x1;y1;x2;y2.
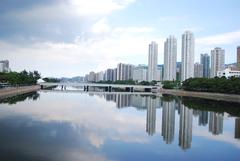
0;0;240;77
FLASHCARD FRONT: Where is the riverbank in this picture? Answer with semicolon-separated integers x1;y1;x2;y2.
0;85;40;99
161;89;240;103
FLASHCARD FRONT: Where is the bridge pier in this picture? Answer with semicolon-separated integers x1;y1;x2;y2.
130;87;134;92
144;88;151;92
84;85;89;92
108;86;112;92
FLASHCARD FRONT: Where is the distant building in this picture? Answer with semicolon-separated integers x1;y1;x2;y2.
176;62;181;81
113;68;117;81
211;47;225;78
194;63;203;78
0;60;9;73
88;71;96;82
181;31;195;81
217;68;240;78
156;65;164;81
84;74;89;82
148;41;158;81
106;69;114;81
117;63;134;81
164;36;177;81
95;71;104;82
200;53;210;78
133;65;148;82
237;46;240;70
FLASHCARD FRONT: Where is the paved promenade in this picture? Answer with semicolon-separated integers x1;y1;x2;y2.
161;89;240;103
0;85;40;99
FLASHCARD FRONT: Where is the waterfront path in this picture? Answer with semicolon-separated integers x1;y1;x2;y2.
161;89;240;103
0;85;40;99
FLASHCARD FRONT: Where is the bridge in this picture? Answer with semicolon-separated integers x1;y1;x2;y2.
38;82;159;92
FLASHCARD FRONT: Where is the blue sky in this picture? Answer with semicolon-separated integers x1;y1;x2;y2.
0;0;240;77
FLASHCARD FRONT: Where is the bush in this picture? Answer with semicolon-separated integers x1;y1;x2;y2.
181;77;240;94
162;81;180;89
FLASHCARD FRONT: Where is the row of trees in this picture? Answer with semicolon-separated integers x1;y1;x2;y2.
0;70;41;85
162;81;180;89
181;77;240;94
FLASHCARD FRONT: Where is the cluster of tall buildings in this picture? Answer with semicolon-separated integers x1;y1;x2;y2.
84;63;134;82
84;31;240;82
92;93;240;150
0;60;10;73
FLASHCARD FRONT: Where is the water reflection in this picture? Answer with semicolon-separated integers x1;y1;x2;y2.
209;112;223;135
162;101;175;144
146;97;156;136
0;92;39;104
179;105;193;150
0;92;240;161
235;118;240;139
94;93;240;150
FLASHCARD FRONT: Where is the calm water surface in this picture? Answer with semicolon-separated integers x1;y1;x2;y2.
0;90;240;161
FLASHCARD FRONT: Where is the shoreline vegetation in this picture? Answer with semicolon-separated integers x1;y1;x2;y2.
0;70;40;86
1;70;240;103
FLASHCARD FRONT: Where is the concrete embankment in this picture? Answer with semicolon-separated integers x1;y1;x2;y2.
0;85;41;99
161;89;240;103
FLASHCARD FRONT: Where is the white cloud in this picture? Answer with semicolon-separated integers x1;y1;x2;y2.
113;26;155;34
92;18;111;34
0;22;161;77
69;0;136;16
196;30;240;46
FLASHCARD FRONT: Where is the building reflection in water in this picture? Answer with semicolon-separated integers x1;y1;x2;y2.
96;93;233;150
198;111;208;126
235;118;240;139
209;112;223;135
146;97;157;136
179;104;193;150
162;101;175;144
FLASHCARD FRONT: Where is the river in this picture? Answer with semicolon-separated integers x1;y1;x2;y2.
0;90;239;161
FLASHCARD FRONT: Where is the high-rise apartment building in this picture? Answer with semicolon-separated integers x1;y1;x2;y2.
156;65;164;81
0;60;9;73
117;63;134;81
181;31;195;81
237;46;240;70
106;69;114;81
200;53;210;78
164;36;177;81
133;65;148;82
211;47;225;78
194;63;203;78
148;41;158;81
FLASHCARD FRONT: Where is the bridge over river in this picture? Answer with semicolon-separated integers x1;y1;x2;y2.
38;82;160;92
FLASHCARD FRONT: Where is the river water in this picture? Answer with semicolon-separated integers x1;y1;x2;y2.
0;90;239;161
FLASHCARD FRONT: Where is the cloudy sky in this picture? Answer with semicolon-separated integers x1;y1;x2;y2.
1;0;240;77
